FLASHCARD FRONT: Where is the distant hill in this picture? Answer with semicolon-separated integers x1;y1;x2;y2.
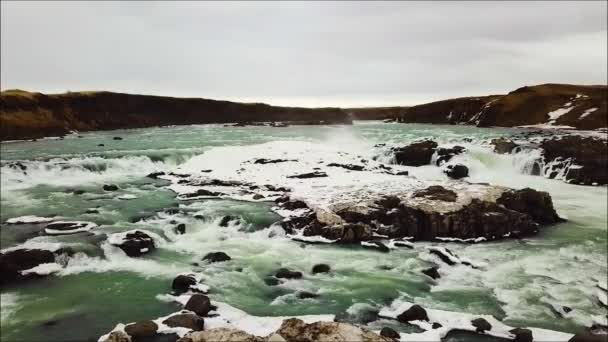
399;84;606;129
0;90;351;141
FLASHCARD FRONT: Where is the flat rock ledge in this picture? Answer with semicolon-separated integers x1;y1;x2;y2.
280;184;562;243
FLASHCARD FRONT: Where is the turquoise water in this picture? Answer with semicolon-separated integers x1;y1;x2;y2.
1;122;606;341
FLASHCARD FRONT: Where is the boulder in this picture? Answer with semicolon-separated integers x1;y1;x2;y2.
509;328;533;342
275;268;303;279
391;140;438;166
311;264;331;274
444;164;469;179
162;314;204;331
253;158;294;164
114;231;155;257
172;275;197;295
432;323;443;329
379;327;400;339
113;137;123;140
275;318;388;342
327;163;365;171
124;320;158;337
496;188;562;224
0;248;56;285
184;328;264;342
296;291;319;299
435;146;466;165
184;294;211;316
397;305;429;323
202;252;231;263
146;172;166;179
175;224;186;235
252;194;265;200
422;266;440;279
471;318;492;333
103;184;119;191
103;331;131;342
491;138;519;154
264;277;280;286
541;136;608;185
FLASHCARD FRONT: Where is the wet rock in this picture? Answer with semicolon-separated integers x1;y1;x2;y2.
397;305;429;323
327;163;365;171
413;185;457;202
541;136;608;185
184;294;211;316
264;277;280;286
253;158;294;164
219;215;240;227
432;322;443;329
146;172;166;179
275;318;387;342
97;143;105;147
296;291;319;299
103;331;131;342
252;194;265;200
435;145;466;165
391;171;409;176
44;221;95;235
200;169;212;173
363;241;390;253
103;184;119;191
428;248;458;266
193;215;205;220
85;209;100;214
124;320;158;337
280;200;308;210
72;189;86;195
174;224;186;235
568;333;607;342
182;189;224;198
202;252;231;263
509;328;533;342
287;171;328;179
275;268;303;279
380;327;400;339
422;266;440;279
471;318;492;333
113;231;155;257
0;248;57;285
496;188;562;224
113;137;123;140
391;140;438;166
491;138;519;154
162;314;204;331
172;275;197;295
444;164;469;179
311;264;330;274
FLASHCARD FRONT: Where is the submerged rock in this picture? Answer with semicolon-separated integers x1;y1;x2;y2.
287;171;328;179
202;252;231;263
103;184;119;191
172;275;197;295
219;215;240;227
174;223;186;235
275;268;303;279
391;140;438;166
311;264;331;274
296;291;319;299
422;266;441;279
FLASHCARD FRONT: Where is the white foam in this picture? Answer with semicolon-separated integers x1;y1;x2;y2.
117;194;138;200
5;215;55;224
20;262;62;276
0;293;21;322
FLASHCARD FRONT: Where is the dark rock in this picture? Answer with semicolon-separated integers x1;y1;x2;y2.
471;318;492;333
491;138;519;154
568;332;607;342
429;248;457;266
435;145;466;165
72;189;85;195
496;188;562;224
113;230;155;257
113;137;123;140
413;185;458;202
312;264;331;274
0;248;56;285
103;184;119;191
263;277;280;286
97;144;105;147
124;320;158;337
172;275;197;295
85;209;100;214
275;268;303;279
219;215;240;227
165;208;180;215
327;163;365;171
193;214;205;220
44;221;93;234
162;314;204;331
281;200;308;210
541;136;607;185
397;305;429;323
509;328;533;342
174;224;186;235
363;241;390;252
391;171;409;176
296;291;319;299
146;172;166;179
287;171;328;179
253;158;294;164
202;252;231;263
444;164;469;179
380;327;400;339
392;140;438;166
184;294;211;316
422;266;440;279
182;189;224;198
200;169;212;173
252;194;264;200
432;323;443;329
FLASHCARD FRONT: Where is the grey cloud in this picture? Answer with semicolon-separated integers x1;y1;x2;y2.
1;1;606;107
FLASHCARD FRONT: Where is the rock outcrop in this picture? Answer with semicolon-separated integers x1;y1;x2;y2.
540;136;607;185
275;318;389;342
0;248;68;285
391;140;438;166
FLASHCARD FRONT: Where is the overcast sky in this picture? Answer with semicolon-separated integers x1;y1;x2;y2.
1;1;606;107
